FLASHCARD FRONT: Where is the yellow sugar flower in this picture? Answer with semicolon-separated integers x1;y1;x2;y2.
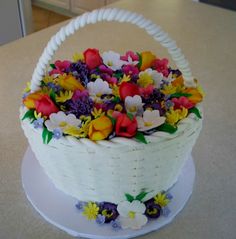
137;72;154;88
42;75;54;84
63;125;81;137
177;107;188;120
119;74;131;85
23;82;31;93
91;107;105;118
165;108;180;125
154;193;170;207
83;202;99;220
161;84;177;95
111;85;120;97
56;90;73;103
166;107;188;125
73;52;84;62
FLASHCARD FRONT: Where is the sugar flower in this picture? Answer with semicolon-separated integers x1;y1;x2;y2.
144;198;161;219
52;128;63;139
117;200;148;229
99;202;119;223
111;220;122;231
152;58;169;77
122;65;139;76
172;96;195;110
83;202;99;220
96;214;106;225
166;107;188;125
102;51;126;71
120;51;139;65
125;95;143;115
138;68;163;88
137;109;165;131
45;111;81;132
154;192;170;207
87;78;112;97
33;118;44;129
58;74;84;91
56;90;73;103
49;60;71;75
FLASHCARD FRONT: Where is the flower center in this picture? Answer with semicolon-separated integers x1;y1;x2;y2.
147;208;158;215
102;209;113;218
107;60;113;66
128;211;136;219
59;121;67;127
144;121;153;127
129;106;137;112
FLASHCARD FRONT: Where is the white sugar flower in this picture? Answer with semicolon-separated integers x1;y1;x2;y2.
138;68;164;87
45;111;81;132
137;110;166;131
87;78;112;97
117;200;148;230
124;55;139;66
102;51;126;71
125;95;143;115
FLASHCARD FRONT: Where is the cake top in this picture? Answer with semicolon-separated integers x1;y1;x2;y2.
22;49;204;144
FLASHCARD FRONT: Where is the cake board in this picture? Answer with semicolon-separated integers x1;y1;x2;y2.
21;147;195;239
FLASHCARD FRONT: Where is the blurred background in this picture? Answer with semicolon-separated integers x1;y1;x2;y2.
0;0;235;45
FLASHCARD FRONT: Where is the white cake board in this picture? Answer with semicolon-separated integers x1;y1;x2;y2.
21;147;195;239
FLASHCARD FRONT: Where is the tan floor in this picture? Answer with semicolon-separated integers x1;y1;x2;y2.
32;5;71;32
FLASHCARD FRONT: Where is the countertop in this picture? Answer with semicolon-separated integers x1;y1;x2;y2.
0;0;236;238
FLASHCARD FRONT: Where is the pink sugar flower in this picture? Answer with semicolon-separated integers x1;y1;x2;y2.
106;76;118;85
49;60;71;75
152;58;169;77
122;65;139;76
99;65;113;75
172;96;195;109
120;51;139;62
72;89;89;101
139;85;154;98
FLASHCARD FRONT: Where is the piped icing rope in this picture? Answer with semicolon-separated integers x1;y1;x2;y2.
30;8;195;92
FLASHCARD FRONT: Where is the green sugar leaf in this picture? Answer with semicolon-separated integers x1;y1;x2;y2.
50;89;56;103
50;63;56;69
21;109;35;121
135;131;148;144
157;123;177;134
125;193;134;202
135;191;148;202
170;93;192;98
189;107;202;119
137;52;142;69
111;96;120;103
127;112;134;120
42;127;53;144
107;115;116;126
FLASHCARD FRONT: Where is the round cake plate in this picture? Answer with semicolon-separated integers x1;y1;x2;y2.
21;147;195;239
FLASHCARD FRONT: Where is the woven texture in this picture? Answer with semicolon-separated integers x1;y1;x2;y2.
21;8;203;203
21;107;202;203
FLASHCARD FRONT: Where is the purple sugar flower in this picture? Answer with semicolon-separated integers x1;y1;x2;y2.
66;61;90;86
47;82;61;92
99;202;119;223
75;201;86;211
53;128;63;139
144;198;161;219
111;220;121;231
33;118;44;129
161;206;171;217
72;89;89;101
66;96;93;118
96;214;106;225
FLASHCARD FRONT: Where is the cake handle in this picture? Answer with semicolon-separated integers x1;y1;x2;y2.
30;8;195;92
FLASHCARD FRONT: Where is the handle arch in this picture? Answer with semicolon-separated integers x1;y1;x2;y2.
30;8;194;92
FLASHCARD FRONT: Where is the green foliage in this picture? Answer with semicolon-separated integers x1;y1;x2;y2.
157;123;177;134
135;131;148;144
189;107;202;119
21;109;36;122
137;52;142;69
125;193;134;202
135;191;148;201
42;127;53;144
170;92;192;98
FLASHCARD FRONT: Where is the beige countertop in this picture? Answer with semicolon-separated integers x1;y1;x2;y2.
0;0;236;238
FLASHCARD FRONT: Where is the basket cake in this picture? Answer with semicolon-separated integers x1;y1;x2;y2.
20;8;203;230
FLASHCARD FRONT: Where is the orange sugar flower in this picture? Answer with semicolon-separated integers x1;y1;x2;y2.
140;51;156;71
88;115;113;141
58;74;84;91
184;87;203;104
23;91;44;109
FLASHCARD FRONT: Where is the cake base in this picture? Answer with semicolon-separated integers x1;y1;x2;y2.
21;147;195;239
